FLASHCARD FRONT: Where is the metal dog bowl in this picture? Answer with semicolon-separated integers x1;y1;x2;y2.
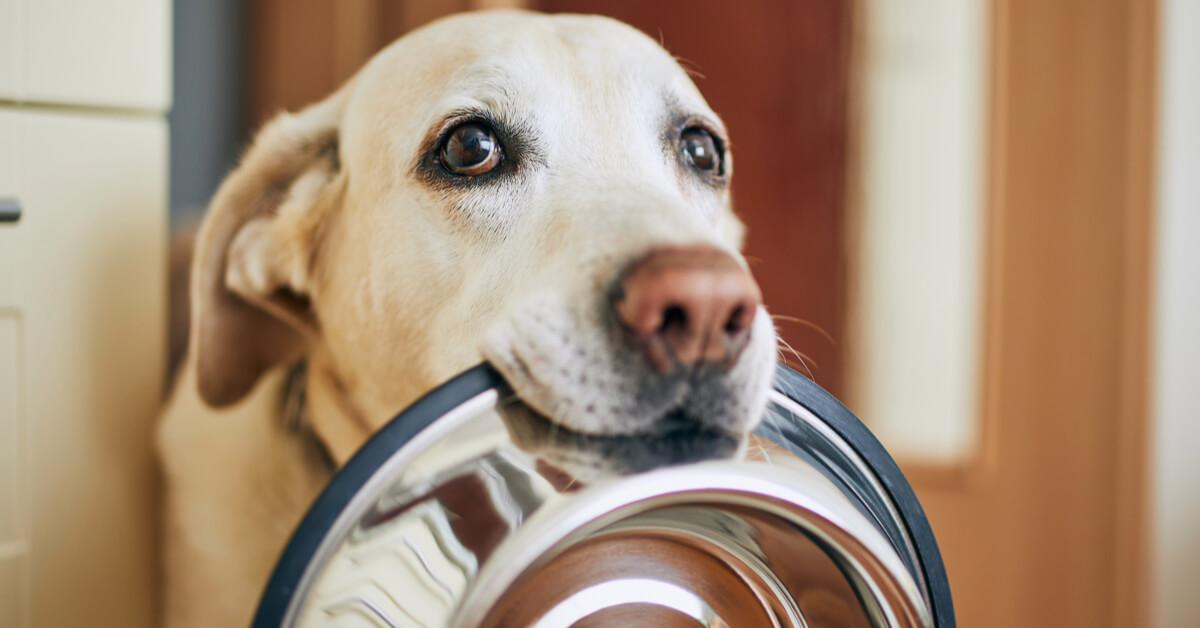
254;364;955;627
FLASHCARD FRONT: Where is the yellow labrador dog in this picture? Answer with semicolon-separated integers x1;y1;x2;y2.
158;10;777;627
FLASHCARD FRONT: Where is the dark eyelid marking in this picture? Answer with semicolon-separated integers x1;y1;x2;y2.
663;98;730;183
412;106;545;190
664;92;728;138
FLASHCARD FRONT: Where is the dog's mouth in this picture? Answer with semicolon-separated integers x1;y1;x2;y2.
497;399;743;483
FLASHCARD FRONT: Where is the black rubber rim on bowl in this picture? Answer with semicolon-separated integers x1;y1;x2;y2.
252;363;955;628
769;363;956;628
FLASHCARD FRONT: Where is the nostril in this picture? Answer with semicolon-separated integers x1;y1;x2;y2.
725;305;746;334
660;305;687;333
726;300;759;335
614;245;762;372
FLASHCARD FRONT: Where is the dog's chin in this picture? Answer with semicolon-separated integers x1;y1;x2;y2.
497;401;746;486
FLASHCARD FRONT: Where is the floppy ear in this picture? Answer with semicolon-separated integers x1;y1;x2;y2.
192;90;349;408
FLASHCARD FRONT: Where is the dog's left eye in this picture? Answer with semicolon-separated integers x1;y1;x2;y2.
681;127;722;174
441;122;502;176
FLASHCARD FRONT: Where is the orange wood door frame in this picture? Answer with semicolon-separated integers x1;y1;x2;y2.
905;0;1157;626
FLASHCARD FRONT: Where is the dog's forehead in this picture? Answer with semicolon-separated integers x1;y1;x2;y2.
342;12;718;165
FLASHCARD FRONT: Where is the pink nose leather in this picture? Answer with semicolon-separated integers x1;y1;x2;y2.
613;245;761;373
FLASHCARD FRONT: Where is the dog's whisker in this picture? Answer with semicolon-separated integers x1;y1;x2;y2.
774;347;807;374
547;401;573;449
774;331;820;369
770;314;836;346
757;409;790;466
772;341;811;372
756;441;774;465
776;334;816;381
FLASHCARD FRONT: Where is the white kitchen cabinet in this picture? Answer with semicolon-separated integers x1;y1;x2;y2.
0;0;20;101
0;4;168;622
0;107;166;628
0;0;170;110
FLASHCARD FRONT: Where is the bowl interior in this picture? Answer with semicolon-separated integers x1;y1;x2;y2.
263;365;942;628
480;501;880;628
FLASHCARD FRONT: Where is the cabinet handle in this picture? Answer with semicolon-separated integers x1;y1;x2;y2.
0;199;19;223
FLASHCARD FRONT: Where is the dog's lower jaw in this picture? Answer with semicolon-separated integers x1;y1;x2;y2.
500;399;751;483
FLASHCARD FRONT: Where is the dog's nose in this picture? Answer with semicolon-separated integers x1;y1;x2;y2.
614;245;762;372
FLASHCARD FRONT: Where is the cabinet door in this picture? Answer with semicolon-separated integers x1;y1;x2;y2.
0;0;19;100
23;0;170;111
0;108;165;628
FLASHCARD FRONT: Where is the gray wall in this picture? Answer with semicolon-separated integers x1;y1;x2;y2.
168;0;244;223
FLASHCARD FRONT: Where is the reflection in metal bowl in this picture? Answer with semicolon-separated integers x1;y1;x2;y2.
253;364;954;628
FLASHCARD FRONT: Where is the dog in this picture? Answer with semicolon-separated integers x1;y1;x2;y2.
157;10;778;627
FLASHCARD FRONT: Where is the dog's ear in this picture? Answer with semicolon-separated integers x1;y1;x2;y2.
192;91;349;408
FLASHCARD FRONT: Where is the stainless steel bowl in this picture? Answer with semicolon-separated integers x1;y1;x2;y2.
254;364;955;627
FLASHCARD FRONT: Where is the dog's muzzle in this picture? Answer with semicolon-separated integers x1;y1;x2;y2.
251;364;955;628
613;245;761;373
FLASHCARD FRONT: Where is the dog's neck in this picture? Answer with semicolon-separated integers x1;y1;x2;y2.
282;357;375;467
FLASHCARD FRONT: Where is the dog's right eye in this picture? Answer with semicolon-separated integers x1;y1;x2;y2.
440;122;502;176
681;127;722;174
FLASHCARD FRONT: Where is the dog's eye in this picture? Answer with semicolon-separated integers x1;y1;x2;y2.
681;127;721;173
441;122;502;176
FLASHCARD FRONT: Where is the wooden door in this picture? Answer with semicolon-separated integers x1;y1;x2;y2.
904;1;1156;626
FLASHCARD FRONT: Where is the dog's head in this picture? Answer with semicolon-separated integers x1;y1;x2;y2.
190;10;777;466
